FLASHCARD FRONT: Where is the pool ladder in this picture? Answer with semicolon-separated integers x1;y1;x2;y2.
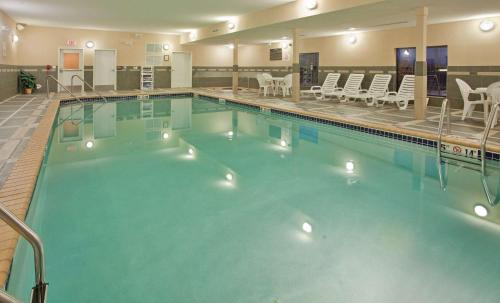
70;75;108;103
437;99;499;206
0;203;48;303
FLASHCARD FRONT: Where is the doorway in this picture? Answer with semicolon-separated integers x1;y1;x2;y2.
94;49;117;91
58;48;84;92
171;52;192;88
299;52;319;89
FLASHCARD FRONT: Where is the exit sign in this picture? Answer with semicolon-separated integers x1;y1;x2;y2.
65;40;77;47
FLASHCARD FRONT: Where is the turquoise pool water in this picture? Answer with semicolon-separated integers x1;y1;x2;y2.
7;96;500;302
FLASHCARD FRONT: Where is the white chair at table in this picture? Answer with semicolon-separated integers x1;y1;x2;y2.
456;78;489;123
279;74;293;97
262;73;276;96
256;74;273;97
486;82;500;127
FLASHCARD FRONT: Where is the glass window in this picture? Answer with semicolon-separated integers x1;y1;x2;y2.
396;46;448;97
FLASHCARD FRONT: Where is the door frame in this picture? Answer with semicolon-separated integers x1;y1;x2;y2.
57;48;84;93
93;49;117;90
171;51;192;88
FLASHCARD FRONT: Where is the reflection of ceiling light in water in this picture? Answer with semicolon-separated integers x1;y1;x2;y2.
227;131;234;137
302;222;312;233
346;161;354;173
403;49;410;56
226;173;233;181
188;148;194;155
85;141;94;149
280;140;287;147
162;133;169;139
474;204;488;217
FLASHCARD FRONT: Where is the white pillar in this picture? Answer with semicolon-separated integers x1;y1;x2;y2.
415;7;428;120
292;29;300;102
232;39;239;94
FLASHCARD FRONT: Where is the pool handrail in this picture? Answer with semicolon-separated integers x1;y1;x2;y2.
436;99;449;191
0;203;48;303
480;102;499;206
70;74;108;103
46;75;84;105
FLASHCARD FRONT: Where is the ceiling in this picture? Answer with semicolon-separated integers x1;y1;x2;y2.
198;0;500;44
0;0;294;34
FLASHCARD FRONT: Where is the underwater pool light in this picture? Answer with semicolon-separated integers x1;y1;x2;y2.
346;161;355;173
474;204;488;217
226;173;233;181
85;141;94;149
302;222;312;233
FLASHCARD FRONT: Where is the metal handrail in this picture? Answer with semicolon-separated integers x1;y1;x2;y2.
46;75;84;105
0;203;48;303
479;102;499;206
70;75;108;103
436;99;449;190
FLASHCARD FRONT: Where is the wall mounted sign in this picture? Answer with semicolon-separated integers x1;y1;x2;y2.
270;48;283;61
65;40;77;47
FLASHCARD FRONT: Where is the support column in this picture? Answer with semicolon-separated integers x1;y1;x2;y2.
232;39;239;95
292;29;300;102
415;7;428;120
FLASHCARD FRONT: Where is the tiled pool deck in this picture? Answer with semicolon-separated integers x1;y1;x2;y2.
0;87;499;286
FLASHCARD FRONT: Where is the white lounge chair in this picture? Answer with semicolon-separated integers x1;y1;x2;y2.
331;73;364;102
257;74;273;96
305;73;341;100
376;75;415;110
456;78;489;122
346;74;392;106
279;74;292;97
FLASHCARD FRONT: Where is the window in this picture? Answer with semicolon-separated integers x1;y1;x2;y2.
396;46;448;97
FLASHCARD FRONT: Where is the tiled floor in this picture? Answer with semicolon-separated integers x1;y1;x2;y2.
197;87;500;147
0;95;51;188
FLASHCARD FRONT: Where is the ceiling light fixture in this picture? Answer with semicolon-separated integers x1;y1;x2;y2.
85;41;95;48
305;0;318;10
474;204;488;217
479;20;496;32
12;34;19;43
189;32;196;40
163;43;170;51
228;23;236;30
16;23;25;31
226;44;234;49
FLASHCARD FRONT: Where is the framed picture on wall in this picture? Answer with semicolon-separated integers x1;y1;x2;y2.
270;48;283;61
164;55;170;62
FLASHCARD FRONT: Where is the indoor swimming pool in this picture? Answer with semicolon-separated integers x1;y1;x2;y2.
6;96;500;303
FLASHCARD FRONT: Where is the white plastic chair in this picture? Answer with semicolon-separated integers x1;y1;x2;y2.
332;74;365;102
346;74;392;106
376;75;415;110
262;73;276;95
279;74;293;97
307;73;341;100
456;78;489;121
257;74;272;96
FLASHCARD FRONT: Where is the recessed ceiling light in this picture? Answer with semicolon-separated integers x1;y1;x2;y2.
305;0;318;10
479;20;496;32
85;41;95;48
474;204;488;217
302;222;312;233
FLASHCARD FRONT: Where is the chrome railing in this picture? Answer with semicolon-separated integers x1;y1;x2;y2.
46;75;84;104
70;75;108;103
436;99;449;191
479;102;499;206
0;203;47;303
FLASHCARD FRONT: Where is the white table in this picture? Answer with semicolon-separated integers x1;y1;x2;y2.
270;77;285;96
